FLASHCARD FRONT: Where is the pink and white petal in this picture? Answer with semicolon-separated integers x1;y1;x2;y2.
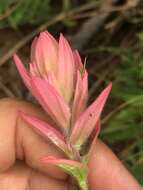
70;83;112;149
57;34;75;103
13;54;45;104
42;156;84;168
13;54;31;89
72;71;88;125
20;112;69;154
31;77;71;132
29;62;41;76
46;73;63;98
34;31;58;76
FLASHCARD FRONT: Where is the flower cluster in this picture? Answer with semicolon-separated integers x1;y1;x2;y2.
13;31;112;190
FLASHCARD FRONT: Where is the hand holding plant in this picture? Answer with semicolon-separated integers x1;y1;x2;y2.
0;31;138;190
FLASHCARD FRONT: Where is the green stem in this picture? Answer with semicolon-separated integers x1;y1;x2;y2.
79;178;88;190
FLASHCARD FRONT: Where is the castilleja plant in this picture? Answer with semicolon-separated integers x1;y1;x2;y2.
13;31;112;190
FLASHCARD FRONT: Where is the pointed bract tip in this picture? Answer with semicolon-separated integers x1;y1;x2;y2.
13;53;19;63
103;82;112;96
59;33;64;39
59;33;68;45
38;31;57;43
108;82;112;89
105;82;112;96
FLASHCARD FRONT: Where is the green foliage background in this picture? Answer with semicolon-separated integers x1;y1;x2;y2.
0;0;51;28
101;42;143;184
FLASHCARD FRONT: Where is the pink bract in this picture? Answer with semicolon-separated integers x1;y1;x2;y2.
13;30;112;163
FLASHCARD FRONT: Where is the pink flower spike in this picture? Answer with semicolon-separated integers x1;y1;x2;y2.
70;83;112;149
41;156;84;168
31;77;71;131
57;34;75;103
20;112;70;155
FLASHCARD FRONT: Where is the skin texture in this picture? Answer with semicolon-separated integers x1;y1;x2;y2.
0;98;142;190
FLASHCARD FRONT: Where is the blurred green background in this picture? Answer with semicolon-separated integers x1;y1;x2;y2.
0;0;143;185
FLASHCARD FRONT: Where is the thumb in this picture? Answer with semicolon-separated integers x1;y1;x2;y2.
88;140;142;190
